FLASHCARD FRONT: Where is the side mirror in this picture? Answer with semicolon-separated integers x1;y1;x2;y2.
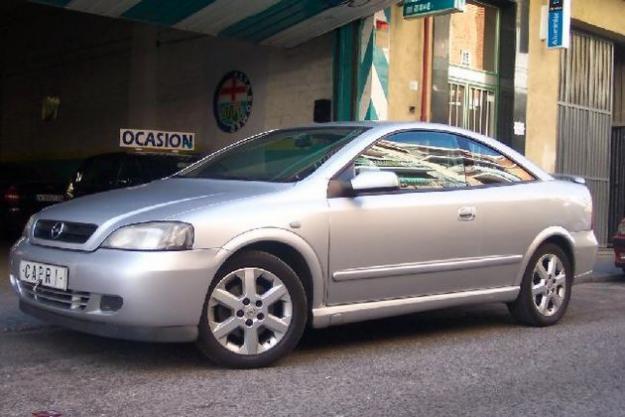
350;171;400;194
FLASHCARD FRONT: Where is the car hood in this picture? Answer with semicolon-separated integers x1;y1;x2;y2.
36;178;290;227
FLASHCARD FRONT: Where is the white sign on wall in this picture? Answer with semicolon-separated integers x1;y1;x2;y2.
119;129;195;151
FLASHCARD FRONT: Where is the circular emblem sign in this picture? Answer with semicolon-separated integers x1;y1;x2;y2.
214;70;253;133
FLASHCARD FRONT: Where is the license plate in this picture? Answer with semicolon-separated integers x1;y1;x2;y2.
19;261;69;291
36;194;64;203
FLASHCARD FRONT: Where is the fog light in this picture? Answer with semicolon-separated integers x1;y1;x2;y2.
100;295;123;312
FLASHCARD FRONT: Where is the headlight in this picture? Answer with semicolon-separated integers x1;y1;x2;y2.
101;222;194;251
22;216;36;239
618;220;625;235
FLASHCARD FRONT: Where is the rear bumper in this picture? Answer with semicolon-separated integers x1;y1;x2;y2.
9;239;224;342
572;230;598;278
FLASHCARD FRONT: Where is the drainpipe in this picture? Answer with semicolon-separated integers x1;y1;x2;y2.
420;17;432;122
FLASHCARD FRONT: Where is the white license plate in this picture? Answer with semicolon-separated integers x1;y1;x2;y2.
36;194;64;202
19;261;69;291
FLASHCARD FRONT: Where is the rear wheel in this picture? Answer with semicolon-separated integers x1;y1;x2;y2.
196;250;307;368
508;243;572;326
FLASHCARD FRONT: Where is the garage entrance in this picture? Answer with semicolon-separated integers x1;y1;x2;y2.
609;45;625;244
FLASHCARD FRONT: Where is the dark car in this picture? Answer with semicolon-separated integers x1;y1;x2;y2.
613;219;625;272
66;152;200;199
1;163;66;237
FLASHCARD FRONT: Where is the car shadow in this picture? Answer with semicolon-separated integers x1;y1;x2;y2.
299;303;515;352
13;302;516;371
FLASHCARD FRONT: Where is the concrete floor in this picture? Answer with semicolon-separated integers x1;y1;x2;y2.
1;242;624;417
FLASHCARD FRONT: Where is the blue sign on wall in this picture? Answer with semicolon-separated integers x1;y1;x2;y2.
547;0;570;49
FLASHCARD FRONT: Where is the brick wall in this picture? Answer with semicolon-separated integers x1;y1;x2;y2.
263;34;333;129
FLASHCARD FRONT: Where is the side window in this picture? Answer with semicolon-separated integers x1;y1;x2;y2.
118;157;145;186
459;138;535;185
79;156;121;187
354;131;467;190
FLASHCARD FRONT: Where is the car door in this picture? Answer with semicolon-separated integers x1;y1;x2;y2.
457;136;541;286
326;130;483;305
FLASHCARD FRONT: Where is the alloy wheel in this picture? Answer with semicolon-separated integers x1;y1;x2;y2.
531;253;567;317
207;267;293;355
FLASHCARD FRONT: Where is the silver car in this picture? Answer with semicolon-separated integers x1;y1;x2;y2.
9;123;598;368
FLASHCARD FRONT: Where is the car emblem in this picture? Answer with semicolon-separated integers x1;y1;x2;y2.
50;222;65;239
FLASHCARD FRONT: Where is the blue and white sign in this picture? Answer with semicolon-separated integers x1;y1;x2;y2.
120;129;195;151
547;0;571;49
214;71;253;134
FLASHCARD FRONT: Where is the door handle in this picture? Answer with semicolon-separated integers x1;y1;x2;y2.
458;206;476;221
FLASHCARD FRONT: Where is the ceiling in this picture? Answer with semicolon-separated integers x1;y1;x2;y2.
30;0;398;47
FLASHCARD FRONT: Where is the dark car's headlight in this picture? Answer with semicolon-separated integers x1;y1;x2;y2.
101;222;194;251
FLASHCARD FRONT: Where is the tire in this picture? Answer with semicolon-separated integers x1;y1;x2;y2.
508;243;573;327
196;250;307;368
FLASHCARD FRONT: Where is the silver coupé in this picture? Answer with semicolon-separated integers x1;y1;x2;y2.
9;123;598;368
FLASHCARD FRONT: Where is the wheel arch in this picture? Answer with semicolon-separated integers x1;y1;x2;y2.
516;227;576;286
214;228;325;311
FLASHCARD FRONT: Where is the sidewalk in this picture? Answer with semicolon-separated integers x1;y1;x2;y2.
577;249;623;284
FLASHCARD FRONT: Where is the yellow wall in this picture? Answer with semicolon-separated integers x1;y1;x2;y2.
572;0;625;38
388;5;425;121
525;0;560;172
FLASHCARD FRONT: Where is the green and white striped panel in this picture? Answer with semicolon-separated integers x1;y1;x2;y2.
31;0;399;48
357;8;391;121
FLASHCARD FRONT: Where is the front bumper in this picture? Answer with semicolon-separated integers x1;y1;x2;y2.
9;239;224;342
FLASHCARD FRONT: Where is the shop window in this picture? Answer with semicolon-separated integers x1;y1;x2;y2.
447;1;499;137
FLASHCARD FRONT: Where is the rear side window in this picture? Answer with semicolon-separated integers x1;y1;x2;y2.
459;138;535;185
354;131;467;190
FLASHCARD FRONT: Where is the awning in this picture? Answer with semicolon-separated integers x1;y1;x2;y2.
31;0;398;47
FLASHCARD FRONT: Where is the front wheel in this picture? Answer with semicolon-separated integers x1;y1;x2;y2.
196;250;307;368
508;243;572;326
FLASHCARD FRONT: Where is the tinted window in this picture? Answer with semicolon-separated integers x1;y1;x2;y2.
179;128;366;182
77;155;121;187
460;138;535;185
142;155;197;179
118;157;145;185
354;131;467;190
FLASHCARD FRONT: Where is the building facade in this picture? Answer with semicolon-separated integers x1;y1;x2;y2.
334;0;625;245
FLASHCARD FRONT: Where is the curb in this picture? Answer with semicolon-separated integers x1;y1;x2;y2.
575;272;623;285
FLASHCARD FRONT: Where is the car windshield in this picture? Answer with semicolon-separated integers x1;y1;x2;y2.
177;127;367;182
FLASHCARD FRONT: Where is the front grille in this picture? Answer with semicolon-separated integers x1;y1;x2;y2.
20;281;91;311
34;220;98;243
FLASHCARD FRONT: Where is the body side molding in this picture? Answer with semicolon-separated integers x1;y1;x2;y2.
311;286;520;328
332;255;523;282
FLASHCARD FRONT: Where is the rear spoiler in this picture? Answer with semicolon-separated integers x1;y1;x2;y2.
552;174;586;185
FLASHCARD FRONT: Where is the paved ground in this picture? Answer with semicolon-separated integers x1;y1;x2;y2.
1;242;624;417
